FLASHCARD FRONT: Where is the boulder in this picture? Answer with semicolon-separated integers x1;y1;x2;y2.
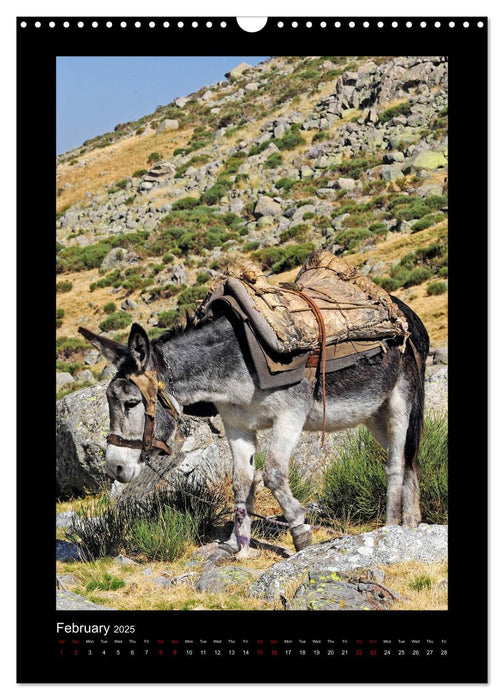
195;565;258;593
56;372;74;390
156;119;179;134
56;382;111;497
380;164;405;181
253;195;282;219
174;96;190;108
250;524;448;600
99;247;128;273
225;62;252;79
288;572;398;610
412;150;448;170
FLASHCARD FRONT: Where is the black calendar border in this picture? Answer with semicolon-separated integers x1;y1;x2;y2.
16;18;488;684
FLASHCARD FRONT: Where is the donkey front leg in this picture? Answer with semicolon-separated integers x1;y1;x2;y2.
224;427;258;559
262;416;312;552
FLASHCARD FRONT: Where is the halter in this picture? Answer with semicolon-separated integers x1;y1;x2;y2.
106;368;180;459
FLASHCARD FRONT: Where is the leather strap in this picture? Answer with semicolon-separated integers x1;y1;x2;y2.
283;286;328;445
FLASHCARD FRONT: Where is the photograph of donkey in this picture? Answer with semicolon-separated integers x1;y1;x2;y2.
79;281;429;558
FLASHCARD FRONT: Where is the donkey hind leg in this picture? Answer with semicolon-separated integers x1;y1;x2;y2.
383;382;413;526
262;415;312;552
224;427;258;559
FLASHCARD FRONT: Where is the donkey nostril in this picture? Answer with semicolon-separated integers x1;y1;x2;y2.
116;465;124;475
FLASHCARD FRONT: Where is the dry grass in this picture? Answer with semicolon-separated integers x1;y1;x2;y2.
381;559;448;610
57;127;195;212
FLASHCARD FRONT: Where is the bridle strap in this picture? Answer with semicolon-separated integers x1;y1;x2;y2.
106;368;179;457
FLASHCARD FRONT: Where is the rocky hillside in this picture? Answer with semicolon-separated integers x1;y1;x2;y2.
56;55;448;394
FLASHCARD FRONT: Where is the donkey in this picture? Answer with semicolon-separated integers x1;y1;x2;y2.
79;295;429;558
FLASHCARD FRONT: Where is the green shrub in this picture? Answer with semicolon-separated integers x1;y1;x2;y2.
409;575;433;592
103;302;117;314
56;335;88;359
411;213;446;233
196;271;212;284
200;182;230;205
162;253;175;264
334;227;373;253
264;152;283;169
248;141;271;157
272;124;305;151
171;197;200;211
275;177;296;191
56;280;73;293
99;311;132;332
242;240;260;251
253;242;315;274
318;415;448;526
157;309;182;328
403;266;432;288
377;101;411;123
177;285;208;307
312;130;330;143
426;281;447;296
56;242;112;273
147;152;162;164
129;507;197;561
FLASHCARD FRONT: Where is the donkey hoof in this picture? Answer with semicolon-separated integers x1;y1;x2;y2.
236;547;259;561
291;524;312;552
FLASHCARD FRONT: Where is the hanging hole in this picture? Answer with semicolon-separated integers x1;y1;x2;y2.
237;17;268;32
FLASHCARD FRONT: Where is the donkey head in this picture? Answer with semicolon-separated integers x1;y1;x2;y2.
78;323;180;483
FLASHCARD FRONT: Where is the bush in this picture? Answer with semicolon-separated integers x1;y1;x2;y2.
248;141;271;157
264;152;283;169
253;242;315;274
318;415;448;526
162;253;175;264
129;507;197;561
157;310;182;328
426;281;447;296
200;182;230;205
377;101;411;123
334;227;373;253
272;124;305;151
196;272;212;284
275;177;296;191
411;213;446;233
402;266;432;288
99;311;132;332
312;130;330;143
171;197;200;211
147;152;162;164
177;285;208;307
56;242;112;273
103;302;117;314
56;280;73;293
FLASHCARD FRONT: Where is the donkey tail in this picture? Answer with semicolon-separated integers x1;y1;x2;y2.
391;296;430;464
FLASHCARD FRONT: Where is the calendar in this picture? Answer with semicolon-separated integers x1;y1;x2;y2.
16;15;487;684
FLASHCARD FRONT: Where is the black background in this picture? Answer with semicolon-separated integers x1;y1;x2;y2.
17;16;488;683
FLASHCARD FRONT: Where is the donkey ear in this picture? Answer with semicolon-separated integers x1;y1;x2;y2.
128;323;150;372
78;327;128;367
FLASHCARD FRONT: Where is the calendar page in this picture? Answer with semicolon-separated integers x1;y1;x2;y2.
17;16;487;683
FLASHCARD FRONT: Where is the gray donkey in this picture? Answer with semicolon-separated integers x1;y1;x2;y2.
79;295;429;558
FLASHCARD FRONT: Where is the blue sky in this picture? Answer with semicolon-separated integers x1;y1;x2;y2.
56;56;268;155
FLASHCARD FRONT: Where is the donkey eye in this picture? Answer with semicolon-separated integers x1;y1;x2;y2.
124;399;141;410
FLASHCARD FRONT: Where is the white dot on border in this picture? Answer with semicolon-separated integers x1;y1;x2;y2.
220;21;227;28
363;21;369;28
349;21;355;28
406;21;412;28
163;21;170;28
392;21;398;28
306;21;312;28
420;21;426;28
77;21;84;28
121;21;127;28
320;21;326;28
206;21;212;28
177;21;184;28
64;21;70;28
335;21;341;28
135;21;141;28
149;21;155;28
478;21;484;28
106;21;113;28
92;21;98;28
377;21;384;28
449;21;455;28
20;21;27;28
435;21;441;28
35;21;41;28
292;21;298;28
192;21;198;28
49;21;56;28
463;21;469;28
277;21;283;28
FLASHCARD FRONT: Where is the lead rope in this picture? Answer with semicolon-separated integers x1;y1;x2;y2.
283;287;327;446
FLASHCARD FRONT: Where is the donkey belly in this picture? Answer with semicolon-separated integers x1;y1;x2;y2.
304;394;386;432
